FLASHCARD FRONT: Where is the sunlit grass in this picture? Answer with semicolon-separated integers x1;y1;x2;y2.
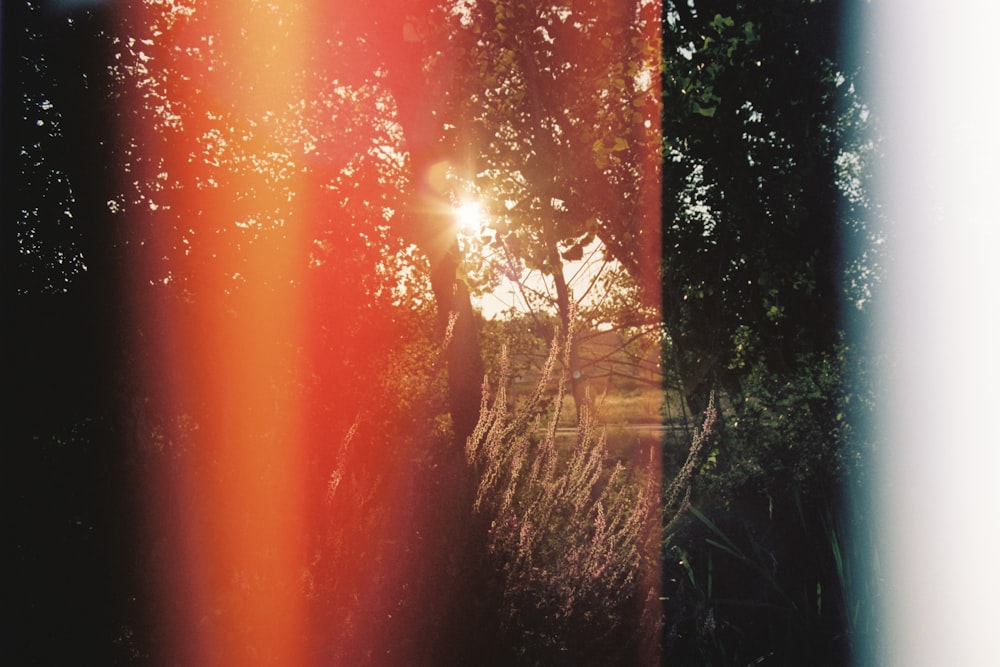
466;335;660;660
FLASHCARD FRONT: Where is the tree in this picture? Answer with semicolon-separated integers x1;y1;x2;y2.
660;0;876;413
432;0;663;421
657;3;882;662
364;1;489;444
4;0;484;661
5;3;138;663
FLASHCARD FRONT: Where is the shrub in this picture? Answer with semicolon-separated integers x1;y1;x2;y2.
661;342;876;665
704;346;852;506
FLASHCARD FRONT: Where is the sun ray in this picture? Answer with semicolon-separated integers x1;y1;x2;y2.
455;200;487;235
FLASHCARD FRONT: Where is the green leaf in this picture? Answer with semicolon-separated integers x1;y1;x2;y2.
711;14;735;31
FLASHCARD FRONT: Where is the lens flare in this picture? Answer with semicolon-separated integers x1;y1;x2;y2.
455;200;487;235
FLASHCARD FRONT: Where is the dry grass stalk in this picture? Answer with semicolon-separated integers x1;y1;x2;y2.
466;322;656;652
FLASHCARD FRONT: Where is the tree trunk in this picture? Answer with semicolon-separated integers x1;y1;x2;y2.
426;237;485;445
552;263;590;424
372;17;493;662
374;11;485;446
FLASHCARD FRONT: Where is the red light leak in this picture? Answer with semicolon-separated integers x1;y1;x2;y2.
115;1;663;663
119;3;312;663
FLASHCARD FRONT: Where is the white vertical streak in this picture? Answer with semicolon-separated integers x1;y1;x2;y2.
874;2;1000;665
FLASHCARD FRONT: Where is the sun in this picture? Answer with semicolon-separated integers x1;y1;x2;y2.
454;200;488;236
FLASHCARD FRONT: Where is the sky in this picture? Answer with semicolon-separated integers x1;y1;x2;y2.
472;242;613;320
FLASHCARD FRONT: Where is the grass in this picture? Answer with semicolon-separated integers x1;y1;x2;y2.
568;385;675;426
465;334;662;663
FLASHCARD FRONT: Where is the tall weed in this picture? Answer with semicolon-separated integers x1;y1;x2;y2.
466;324;658;663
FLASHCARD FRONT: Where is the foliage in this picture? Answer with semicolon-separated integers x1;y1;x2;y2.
656;6;882;658
4;0;124;300
662;341;877;665
447;0;663;428
307;305;474;664
466;326;658;663
663;491;877;667
6;4;138;662
105;0;416;298
661;0;879;413
455;0;662;302
8;1;483;661
706;344;852;505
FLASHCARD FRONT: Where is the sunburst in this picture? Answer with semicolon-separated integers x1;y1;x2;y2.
454;200;488;236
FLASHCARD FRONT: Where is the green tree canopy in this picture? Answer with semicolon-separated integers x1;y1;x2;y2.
661;0;877;410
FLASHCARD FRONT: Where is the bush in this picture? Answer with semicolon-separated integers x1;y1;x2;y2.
661;343;876;665
705;346;851;506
